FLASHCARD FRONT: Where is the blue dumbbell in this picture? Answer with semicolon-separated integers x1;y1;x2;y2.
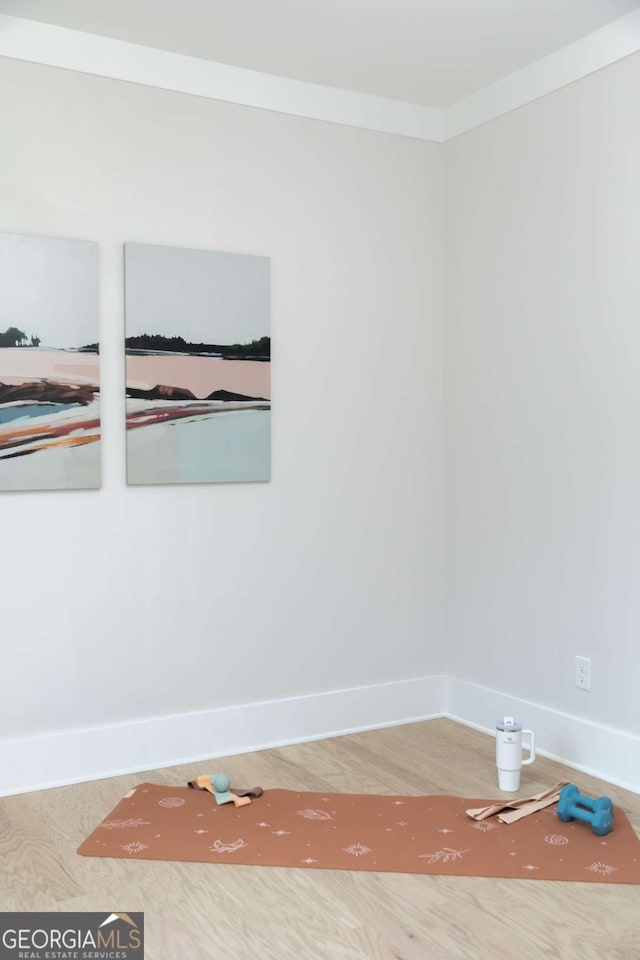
556;784;613;836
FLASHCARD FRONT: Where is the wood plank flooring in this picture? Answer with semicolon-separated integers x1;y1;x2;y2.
1;718;639;959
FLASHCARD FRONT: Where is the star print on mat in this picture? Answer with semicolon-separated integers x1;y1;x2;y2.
344;843;372;857
587;862;618;876
120;841;149;855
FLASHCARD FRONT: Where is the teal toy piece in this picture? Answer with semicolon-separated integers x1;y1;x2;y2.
211;773;233;806
556;783;613;836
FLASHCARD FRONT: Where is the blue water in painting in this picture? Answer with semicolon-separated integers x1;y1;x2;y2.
126;409;270;485
0;402;80;425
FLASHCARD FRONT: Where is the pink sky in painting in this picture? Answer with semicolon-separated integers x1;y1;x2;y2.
126;355;270;400
0;349;270;401
0;348;99;385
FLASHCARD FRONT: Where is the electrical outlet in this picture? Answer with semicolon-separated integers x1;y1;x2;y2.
575;655;591;691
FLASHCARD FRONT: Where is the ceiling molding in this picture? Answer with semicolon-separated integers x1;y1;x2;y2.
444;7;640;139
0;15;442;142
1;11;639;143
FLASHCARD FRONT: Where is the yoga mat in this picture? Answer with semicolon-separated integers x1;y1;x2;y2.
78;783;640;883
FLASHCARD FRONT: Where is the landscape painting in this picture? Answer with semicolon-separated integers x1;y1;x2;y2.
125;243;270;485
0;232;100;492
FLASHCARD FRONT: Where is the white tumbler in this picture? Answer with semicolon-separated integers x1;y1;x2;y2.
495;717;535;792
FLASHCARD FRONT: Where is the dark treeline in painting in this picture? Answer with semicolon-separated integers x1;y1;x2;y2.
124;333;270;360
0;326;41;347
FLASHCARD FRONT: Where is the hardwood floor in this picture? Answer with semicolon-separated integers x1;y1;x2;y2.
1;718;639;959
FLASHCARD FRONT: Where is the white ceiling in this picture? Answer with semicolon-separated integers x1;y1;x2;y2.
0;0;637;107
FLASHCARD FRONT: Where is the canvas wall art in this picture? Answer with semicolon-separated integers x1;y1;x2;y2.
0;232;101;492
124;243;270;485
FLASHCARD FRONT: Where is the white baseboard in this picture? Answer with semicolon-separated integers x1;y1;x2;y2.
0;675;446;797
3;673;638;797
446;676;640;795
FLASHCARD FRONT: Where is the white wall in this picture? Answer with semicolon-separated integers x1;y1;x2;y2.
0;59;445;752
5;43;638;793
445;53;640;734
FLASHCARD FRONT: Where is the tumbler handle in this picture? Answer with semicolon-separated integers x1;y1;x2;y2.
521;729;536;766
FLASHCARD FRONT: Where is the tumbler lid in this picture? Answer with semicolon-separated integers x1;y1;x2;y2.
496;716;522;732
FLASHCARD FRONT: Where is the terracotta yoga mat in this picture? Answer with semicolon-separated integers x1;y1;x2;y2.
77;783;640;883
